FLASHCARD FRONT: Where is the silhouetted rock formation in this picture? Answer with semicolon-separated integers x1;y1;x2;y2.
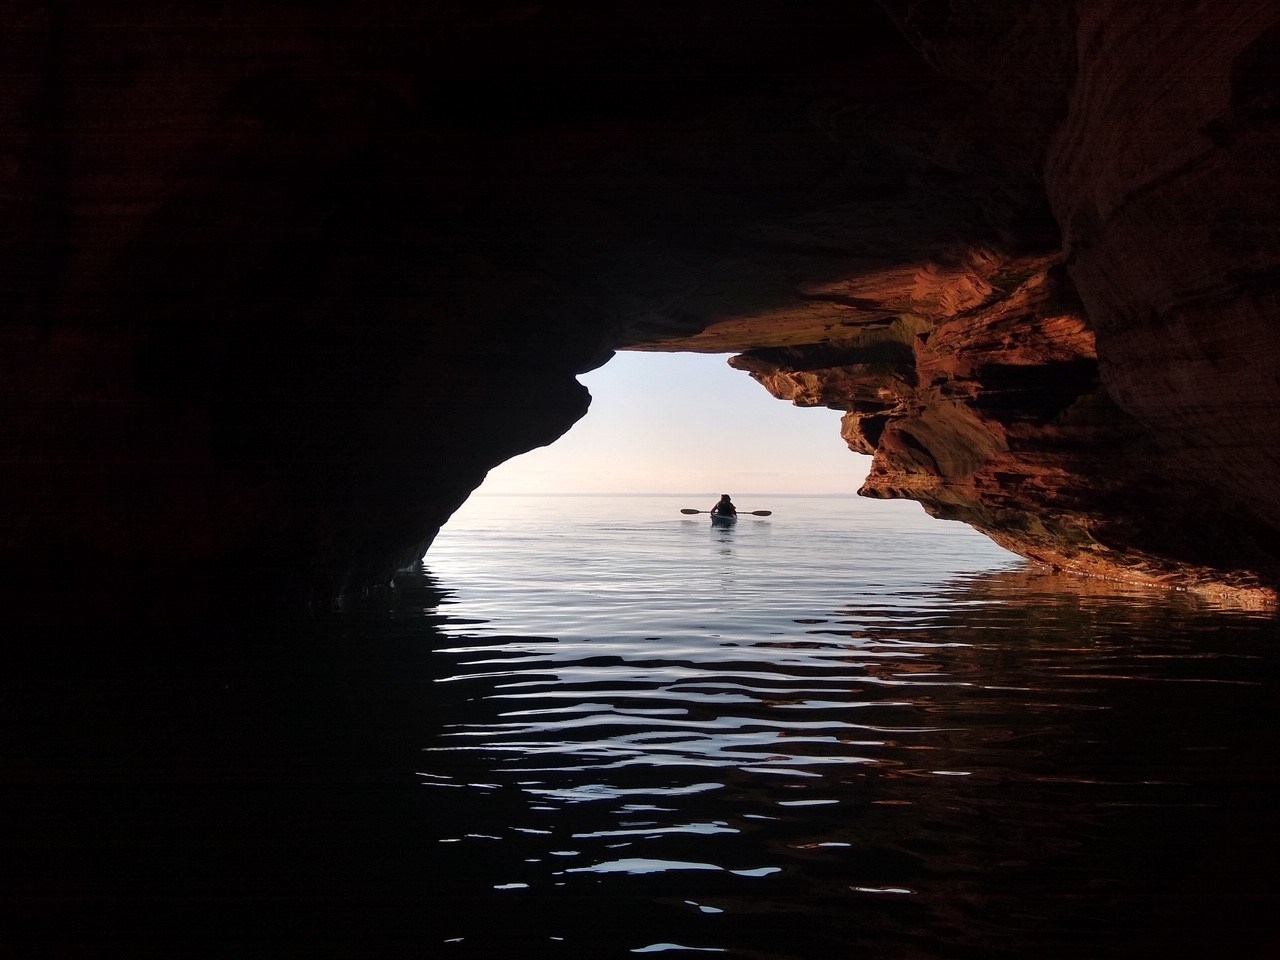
626;0;1280;603
2;1;1277;613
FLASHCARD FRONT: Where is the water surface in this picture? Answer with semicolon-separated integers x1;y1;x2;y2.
5;494;1277;959
414;495;1280;958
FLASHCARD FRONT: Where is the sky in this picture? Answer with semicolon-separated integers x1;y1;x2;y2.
476;351;872;495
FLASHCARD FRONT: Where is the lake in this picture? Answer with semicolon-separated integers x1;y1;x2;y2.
415;494;1280;958
5;494;1278;958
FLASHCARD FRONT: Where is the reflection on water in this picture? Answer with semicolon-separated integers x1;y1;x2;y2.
416;561;1280;959
5;494;1278;959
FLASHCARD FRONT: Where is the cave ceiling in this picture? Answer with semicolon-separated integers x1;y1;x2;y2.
2;0;1277;614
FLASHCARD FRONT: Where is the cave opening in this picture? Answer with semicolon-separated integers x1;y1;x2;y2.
436;348;1020;570
471;350;867;498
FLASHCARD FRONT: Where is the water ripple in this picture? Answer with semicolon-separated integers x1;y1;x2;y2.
416;495;1280;958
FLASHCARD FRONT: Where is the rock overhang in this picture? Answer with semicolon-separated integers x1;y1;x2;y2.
2;0;1277;615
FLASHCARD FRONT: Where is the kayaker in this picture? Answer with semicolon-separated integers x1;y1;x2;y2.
711;493;738;518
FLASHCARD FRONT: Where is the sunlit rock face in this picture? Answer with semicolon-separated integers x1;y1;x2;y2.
627;0;1280;602
726;260;1277;602
2;0;1277;613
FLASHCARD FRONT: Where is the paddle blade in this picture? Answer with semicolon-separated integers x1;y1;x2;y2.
749;510;772;516
680;508;704;514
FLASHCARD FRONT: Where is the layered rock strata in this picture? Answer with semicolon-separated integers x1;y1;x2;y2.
2;1;1277;613
625;0;1280;602
730;262;1277;602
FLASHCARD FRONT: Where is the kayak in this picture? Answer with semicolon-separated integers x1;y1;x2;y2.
710;511;738;525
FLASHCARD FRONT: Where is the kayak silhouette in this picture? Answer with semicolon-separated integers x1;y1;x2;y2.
679;508;772;516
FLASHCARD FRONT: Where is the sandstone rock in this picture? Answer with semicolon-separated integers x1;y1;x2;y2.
1;1;1276;613
626;0;1280;602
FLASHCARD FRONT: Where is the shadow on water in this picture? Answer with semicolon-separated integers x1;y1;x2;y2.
4;563;1279;959
2;566;461;959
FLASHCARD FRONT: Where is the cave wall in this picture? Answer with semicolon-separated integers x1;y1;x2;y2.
625;0;1280;602
1048;4;1280;532
2;1;913;614
2;1;1277;614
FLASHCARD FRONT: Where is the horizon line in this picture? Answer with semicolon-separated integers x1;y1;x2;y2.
469;491;863;498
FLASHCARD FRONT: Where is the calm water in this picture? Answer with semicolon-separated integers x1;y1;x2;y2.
414;495;1280;958
6;494;1278;958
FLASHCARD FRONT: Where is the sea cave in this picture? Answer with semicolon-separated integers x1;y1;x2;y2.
6;3;1280;956
5;1;1277;618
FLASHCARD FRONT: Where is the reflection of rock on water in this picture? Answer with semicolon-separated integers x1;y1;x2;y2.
946;564;1274;614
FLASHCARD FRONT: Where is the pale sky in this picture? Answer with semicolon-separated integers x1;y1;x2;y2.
476;351;872;495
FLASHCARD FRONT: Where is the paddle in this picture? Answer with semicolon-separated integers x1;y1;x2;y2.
680;508;772;516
